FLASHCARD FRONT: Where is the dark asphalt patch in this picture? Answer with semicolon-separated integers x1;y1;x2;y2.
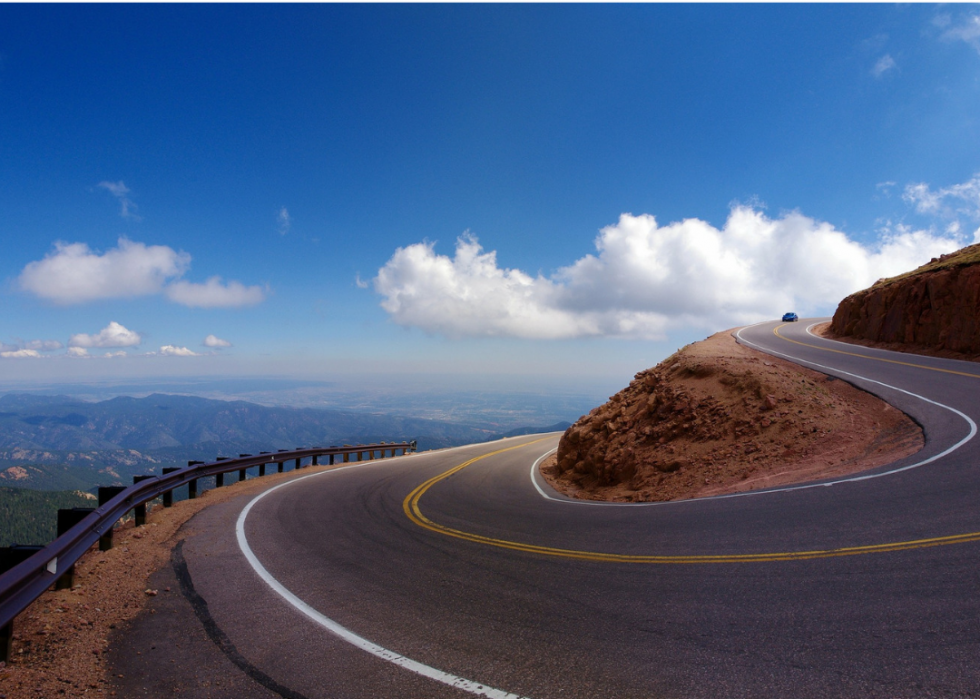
172;540;312;699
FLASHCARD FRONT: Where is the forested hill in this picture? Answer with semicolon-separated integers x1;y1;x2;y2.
0;487;97;547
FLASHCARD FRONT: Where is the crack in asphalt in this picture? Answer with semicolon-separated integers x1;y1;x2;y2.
172;540;312;699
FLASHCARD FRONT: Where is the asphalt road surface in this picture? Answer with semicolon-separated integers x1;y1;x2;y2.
111;319;980;698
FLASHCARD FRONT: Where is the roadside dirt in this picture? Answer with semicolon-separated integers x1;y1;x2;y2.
0;464;343;699
543;329;924;502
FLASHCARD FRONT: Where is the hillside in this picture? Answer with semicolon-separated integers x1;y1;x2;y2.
0;393;497;491
543;331;922;502
830;242;980;358
0;487;98;546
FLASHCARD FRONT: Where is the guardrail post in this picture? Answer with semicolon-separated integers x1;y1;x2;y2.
55;508;95;589
0;545;44;662
238;455;251;482
132;476;154;526
259;462;266;476
187;461;204;498
329;453;335;465
312;455;318;466
1;618;10;663
161;467;180;506
97;486;127;550
215;457;230;488
278;450;288;473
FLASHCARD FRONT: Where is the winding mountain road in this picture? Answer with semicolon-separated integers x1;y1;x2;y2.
112;320;980;698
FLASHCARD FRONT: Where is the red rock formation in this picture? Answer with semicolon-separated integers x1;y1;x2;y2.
550;331;921;502
831;244;980;355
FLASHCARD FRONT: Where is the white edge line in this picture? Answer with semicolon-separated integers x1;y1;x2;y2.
804;319;980;371
733;323;977;485
528;321;977;508
236;460;531;699
529;448;559;500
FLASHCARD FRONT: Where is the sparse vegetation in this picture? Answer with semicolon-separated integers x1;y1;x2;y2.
871;242;980;288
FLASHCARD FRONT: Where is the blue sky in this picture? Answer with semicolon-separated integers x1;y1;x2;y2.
2;4;979;391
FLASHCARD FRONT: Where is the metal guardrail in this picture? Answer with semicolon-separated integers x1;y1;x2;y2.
0;441;415;655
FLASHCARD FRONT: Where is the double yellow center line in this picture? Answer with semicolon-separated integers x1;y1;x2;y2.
402;438;980;564
774;324;980;379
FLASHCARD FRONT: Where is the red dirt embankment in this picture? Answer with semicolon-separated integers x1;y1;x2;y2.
542;331;923;502
830;243;980;360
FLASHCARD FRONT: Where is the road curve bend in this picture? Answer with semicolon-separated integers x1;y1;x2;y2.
116;320;980;698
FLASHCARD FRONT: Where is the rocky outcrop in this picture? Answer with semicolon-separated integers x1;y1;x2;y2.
549;331;921;502
831;244;980;355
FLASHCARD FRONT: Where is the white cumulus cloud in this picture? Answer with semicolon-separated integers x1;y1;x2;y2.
67;347;89;358
69;321;142;348
373;207;961;340
159;345;200;357
375;233;579;339
203;334;232;348
19;238;190;305
165;277;265;308
0;349;42;359
18;238;267;309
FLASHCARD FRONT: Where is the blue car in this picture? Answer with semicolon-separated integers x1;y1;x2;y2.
782;312;799;322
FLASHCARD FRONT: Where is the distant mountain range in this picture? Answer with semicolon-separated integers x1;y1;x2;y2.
0;393;569;492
